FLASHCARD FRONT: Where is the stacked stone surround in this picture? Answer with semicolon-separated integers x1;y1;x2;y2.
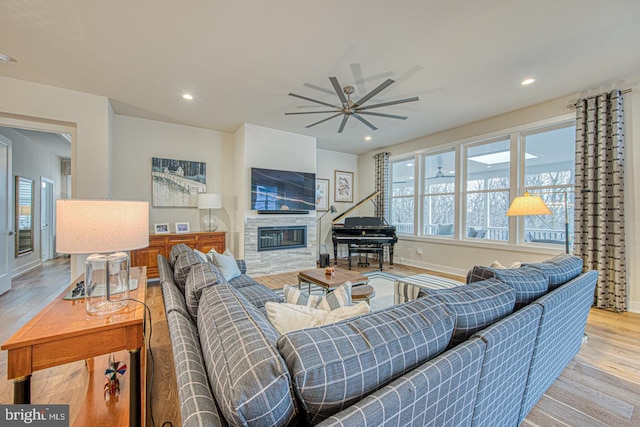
244;215;316;276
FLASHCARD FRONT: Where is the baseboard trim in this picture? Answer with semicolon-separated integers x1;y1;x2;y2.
395;257;468;279
628;300;640;314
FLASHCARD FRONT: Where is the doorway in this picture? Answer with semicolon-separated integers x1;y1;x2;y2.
0;134;12;295
41;177;55;261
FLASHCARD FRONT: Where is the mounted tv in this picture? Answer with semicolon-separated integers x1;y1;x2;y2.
251;167;316;213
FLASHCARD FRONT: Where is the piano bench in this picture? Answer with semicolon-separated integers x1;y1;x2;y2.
348;246;383;271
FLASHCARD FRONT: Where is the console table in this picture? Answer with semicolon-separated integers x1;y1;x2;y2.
1;267;147;427
131;231;225;279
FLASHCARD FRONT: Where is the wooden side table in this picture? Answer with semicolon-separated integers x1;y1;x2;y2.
351;284;376;305
1;267;147;427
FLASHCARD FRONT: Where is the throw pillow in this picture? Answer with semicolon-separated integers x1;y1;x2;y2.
207;249;242;281
437;224;454;235
193;248;208;264
489;260;522;269
282;284;322;308
265;302;327;334
322;302;370;324
314;281;352;311
524;254;584;290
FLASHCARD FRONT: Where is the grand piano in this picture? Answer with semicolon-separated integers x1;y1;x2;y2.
331;191;398;269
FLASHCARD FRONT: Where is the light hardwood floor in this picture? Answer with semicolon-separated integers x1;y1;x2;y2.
1;258;638;426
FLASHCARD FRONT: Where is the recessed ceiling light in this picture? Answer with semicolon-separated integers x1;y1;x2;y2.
0;53;16;63
448;170;455;174
364;136;372;141
182;93;193;100
409;176;414;180
521;78;535;86
469;150;537;165
407;163;413;167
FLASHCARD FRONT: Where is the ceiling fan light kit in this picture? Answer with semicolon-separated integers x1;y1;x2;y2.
286;76;419;133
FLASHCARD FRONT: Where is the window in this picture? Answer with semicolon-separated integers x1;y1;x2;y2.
466;138;511;241
388;117;576;248
522;124;576;248
390;160;415;234
423;150;455;236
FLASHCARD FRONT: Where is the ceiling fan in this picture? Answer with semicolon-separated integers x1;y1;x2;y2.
426;166;455;180
285;76;419;133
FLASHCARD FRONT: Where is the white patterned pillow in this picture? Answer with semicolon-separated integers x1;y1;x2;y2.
314;281;352;311
265;301;370;335
207;249;241;281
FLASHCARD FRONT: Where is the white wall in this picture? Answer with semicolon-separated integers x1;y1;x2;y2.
316;149;359;253
0;127;64;276
361;79;640;312
235;123;317;258
111;115;235;248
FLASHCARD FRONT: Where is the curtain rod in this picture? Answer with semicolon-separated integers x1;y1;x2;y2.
566;88;632;109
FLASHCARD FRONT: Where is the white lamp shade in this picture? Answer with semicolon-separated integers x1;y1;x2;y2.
198;193;222;209
506;192;552;216
56;199;149;254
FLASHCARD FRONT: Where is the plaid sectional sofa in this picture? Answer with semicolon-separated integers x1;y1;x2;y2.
159;246;597;427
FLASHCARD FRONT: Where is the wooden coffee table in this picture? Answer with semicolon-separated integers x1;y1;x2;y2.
298;267;369;294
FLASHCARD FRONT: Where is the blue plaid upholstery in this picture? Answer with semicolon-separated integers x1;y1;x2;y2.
228;273;258;289
197;285;297;426
166;309;225;427
470;304;542;427
174;251;205;293
169;243;192;267
184;263;227;321
317;338;486;427
277;298;454;424
235;283;284;309
467;265;549;310
525;253;584;290
394;274;463;304
419;278;516;347
519;270;597;422
235;259;247;274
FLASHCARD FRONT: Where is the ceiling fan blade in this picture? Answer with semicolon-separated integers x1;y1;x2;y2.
289;93;340;109
357;96;420;110
358;111;408;120
302;82;334;95
350;63;367;95
337;115;349;133
285;110;340;115
305;113;343;128
329;77;349;107
352;113;378;131
353;79;395;108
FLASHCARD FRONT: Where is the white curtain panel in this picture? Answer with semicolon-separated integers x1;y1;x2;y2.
574;89;627;312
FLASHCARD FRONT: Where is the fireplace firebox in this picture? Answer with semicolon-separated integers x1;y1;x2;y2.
258;226;307;252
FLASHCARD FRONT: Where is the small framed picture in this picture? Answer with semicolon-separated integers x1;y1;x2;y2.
175;222;190;233
334;170;354;203
316;178;329;211
154;223;170;234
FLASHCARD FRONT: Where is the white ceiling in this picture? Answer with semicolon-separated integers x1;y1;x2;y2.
1;1;639;155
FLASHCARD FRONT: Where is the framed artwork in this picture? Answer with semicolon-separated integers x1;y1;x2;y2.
152;157;206;207
315;178;329;211
154;223;170;234
334;170;354;203
175;222;190;233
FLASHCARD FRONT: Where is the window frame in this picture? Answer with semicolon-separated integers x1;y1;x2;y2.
387;113;576;252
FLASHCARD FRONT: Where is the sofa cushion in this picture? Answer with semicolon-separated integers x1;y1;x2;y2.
235;284;284;309
170;243;192;268
418;278;516;347
174;251;204;293
198;285;297;426
525;254;584;290
161;280;190;319
185;263;227;321
277;298;454;424
228;273;259;289
207;249;242;281
283;284;321;307
166;309;225;427
467;265;549;310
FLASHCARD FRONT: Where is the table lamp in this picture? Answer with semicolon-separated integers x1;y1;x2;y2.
198;193;222;232
56;200;149;315
506;191;552;217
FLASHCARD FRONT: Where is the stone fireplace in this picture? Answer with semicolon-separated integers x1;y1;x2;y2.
244;215;316;276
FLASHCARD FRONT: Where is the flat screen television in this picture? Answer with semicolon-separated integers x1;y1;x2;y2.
251;167;316;212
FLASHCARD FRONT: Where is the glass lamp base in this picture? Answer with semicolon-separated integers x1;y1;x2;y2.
201;211;219;232
85;252;130;315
